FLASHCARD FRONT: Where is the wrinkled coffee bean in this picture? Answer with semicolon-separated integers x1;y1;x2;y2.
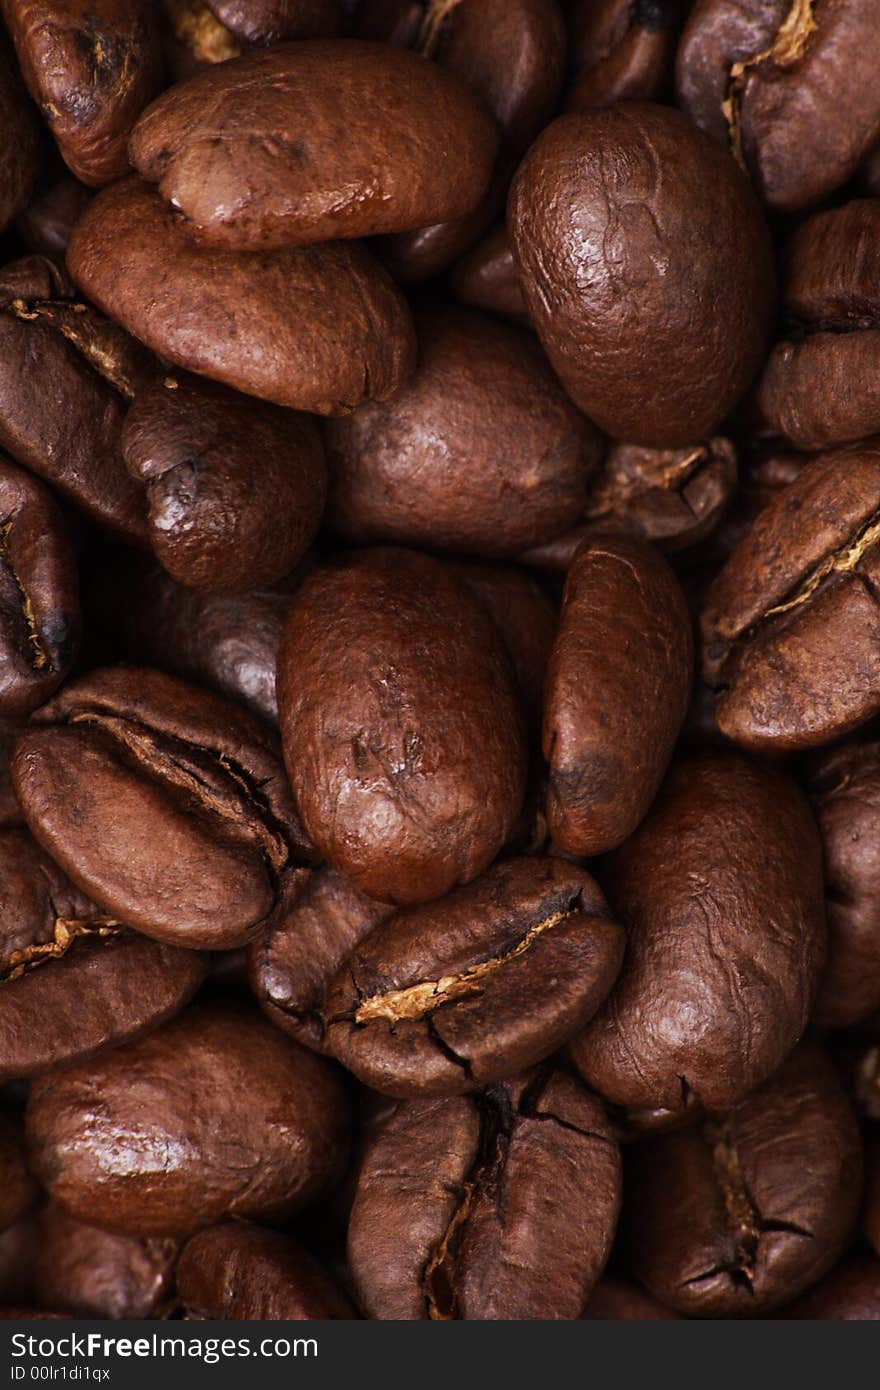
0;37;40;236
324;856;624;1097
12;666;313;949
122;375;327;592
566;0;682;110
571;756;826;1114
326;307;599;556
177;1221;355;1320
450;223;527;323
26;1005;351;1236
348;1068;621;1319
628;1045;862;1316
67;178;417;416
34;1205;179;1320
277;548;527;904
544;536;692;855
702;445;880;752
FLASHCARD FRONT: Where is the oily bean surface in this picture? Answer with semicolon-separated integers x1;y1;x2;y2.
177;1222;355;1320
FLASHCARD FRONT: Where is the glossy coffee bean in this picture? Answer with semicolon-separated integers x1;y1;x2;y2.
544;536;692;855
67;178;417;416
277;548;527;904
348;1068;621;1319
177;1222;355;1320
34;1205;179;1320
0;36;40;236
326;307;600;557
450;223;528;323
702;445;880;752
566;0;681;110
188;0;342;45
324;856;624;1097
123;375;326;592
508;102;775;447
628;1045;862;1316
26;1005;351;1237
571;756;826;1115
12;666;312;950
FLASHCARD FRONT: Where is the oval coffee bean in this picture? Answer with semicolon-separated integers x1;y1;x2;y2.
566;0;680;110
0;36;40;235
67;178;416;415
324;857;624;1097
508;102;775;447
0;456;79;719
12;666;312;949
196;0;342;44
0;825;206;1081
277;548;527;904
177;1222;355;1320
122;375;326;592
326;307;600;556
628;1044;862;1316
1;0;162;187
701;445;880;752
571;755;826;1114
348;1068;621;1319
543;535;692;855
26;1005;351;1237
34;1205;179;1319
129;40;497;249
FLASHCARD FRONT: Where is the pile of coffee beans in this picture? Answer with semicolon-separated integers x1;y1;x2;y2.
0;0;879;1323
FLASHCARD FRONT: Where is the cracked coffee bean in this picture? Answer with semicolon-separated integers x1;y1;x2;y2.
34;1204;179;1320
11;666;314;950
0;35;40;236
509;102;776;447
702;444;880;751
277;548;527;905
25;1004;351;1237
323;856;625;1097
566;0;682;110
177;1222;355;1320
677;0;880;211
348;1068;621;1319
571;755;826;1115
628;1044;862;1316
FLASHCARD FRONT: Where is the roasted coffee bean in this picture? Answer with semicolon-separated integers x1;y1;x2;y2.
0;1114;37;1235
0;36;40;236
348;1068;620;1319
0;456;79;718
34;1205;179;1320
277;548;527;904
166;0;342;52
122;376;327;592
67;178;416;416
12;666;313;950
177;1222;355;1320
0;824;205;1080
566;0;681;109
709;446;806;563
509;103;775;447
26;1005;351;1237
677;0;880;212
702;445;880;752
804;735;880;1028
129;41;497;250
628;1045;862;1316
1;0;162;187
324;857;624;1097
0;723;22;827
16;174;91;258
582;1278;681;1320
571;756;826;1114
0;256;150;542
450;223;528;323
455;561;557;733
326;307;599;557
543;536;692;856
781;1257;880;1320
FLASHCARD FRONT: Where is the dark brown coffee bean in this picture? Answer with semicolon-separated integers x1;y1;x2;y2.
178;1221;355;1320
677;0;880;212
0;1114;37;1236
122;375;326;592
509;103;775;447
34;1204;179;1319
0;256;150;543
348;1068;620;1319
781;1256;880;1320
571;756;826;1114
277;548;527;904
324;857;624;1097
16;174;92;258
454;561;557;733
326;307;599;556
67;178;417;416
628;1044;862;1316
1;0;162;187
0;723;22;827
196;0;341;44
566;0;681;109
702;445;880;752
544;536;692;855
0;456;79;718
12;666;313;950
582;1277;681;1320
129;41;497;250
26;1004;351;1237
450;223;528;323
0;36;40;236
